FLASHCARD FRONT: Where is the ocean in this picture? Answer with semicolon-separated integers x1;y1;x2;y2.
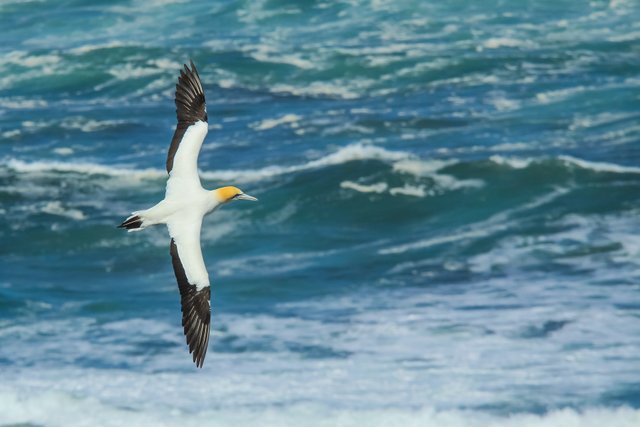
1;0;640;426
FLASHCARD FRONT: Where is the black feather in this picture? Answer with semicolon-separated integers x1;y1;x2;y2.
118;215;142;230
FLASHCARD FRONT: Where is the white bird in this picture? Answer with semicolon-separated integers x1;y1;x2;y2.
119;61;257;368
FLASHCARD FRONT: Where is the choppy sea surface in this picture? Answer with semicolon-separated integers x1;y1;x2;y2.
1;0;640;426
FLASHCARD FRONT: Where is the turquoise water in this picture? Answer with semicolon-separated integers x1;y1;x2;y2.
1;0;640;425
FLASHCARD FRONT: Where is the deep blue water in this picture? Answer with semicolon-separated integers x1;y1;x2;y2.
1;0;640;426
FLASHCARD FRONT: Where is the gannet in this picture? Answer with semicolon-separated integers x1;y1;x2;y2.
118;61;257;367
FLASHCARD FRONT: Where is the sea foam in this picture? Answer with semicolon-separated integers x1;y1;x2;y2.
3;143;409;183
490;155;640;174
0;391;638;427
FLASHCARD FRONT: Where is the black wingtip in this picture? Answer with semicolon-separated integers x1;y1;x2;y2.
118;215;143;230
181;60;198;79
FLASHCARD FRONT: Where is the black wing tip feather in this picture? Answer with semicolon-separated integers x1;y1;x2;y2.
175;60;207;123
170;239;211;368
118;215;142;230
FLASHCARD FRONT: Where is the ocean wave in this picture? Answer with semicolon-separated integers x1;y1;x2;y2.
4;158;166;180
389;184;427;197
558;155;640;174
0;390;637;427
61;118;133;133
392;159;484;191
8;150;636;199
68;41;133;55
1;117;135;140
0;51;66;90
568;112;639;131
40;201;86;220
252;113;303;130
2;143;410;183
0;98;48;109
210;69;373;100
481;37;537;50
340;181;388;194
340;161;477;198
535;86;590;104
2;50;62;68
490;155;640;174
2;296;638;419
269;80;370;99
107;63;167;80
53;147;74;156
379;187;570;255
467;211;640;276
247;46;316;70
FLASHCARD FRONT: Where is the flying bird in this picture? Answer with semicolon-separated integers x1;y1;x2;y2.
119;61;257;367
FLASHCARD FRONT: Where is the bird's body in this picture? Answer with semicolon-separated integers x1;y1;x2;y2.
119;62;257;367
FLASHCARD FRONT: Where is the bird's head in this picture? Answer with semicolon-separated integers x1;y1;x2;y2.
213;186;258;203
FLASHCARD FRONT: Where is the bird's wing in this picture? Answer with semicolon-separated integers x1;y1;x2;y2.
166;61;208;189
167;214;211;368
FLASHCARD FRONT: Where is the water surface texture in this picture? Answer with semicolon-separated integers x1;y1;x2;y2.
1;0;640;426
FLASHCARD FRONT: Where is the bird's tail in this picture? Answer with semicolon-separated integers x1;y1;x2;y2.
118;212;147;232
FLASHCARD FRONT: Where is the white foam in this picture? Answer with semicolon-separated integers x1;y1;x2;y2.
53;147;74;156
380;187;570;255
270;80;371;99
5;158;165;180
0;98;48;109
468;210;640;275
380;228;486;255
392;159;456;176
535;86;587;104
559;155;640;174
249;45;315;70
489;155;535;169
2;144;407;184
1;130;21;139
108;64;164;80
147;58;179;70
482;37;535;49
253;114;302;130
389;184;426;197
68;41;131;55
199;143;411;182
1;300;639;427
489;95;521;112
60;117;130;132
395;57;456;78
3;144;487;199
490;155;640;174
339;156;483;198
3;50;62;67
0;0;46;3
2;244;640;423
393;159;485;191
237;1;301;23
0;52;64;90
0;392;638;427
41;201;86;220
340;181;388;194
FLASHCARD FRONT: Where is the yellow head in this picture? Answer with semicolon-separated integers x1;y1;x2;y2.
213;186;258;203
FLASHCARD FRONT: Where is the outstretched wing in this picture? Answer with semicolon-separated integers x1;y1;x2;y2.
166;61;208;188
167;215;211;368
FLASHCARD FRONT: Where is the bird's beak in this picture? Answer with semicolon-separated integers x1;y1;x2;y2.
237;193;258;201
